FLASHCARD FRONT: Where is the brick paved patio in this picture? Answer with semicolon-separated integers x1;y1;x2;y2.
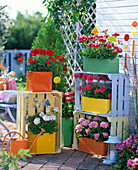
0;113;112;170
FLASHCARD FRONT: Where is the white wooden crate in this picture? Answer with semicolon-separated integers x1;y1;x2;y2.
74;72;130;117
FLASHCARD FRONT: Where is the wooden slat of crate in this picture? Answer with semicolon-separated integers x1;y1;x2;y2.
72;110;129;150
16;91;62;153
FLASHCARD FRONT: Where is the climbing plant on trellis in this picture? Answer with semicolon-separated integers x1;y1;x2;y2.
43;0;96;88
60;3;96;88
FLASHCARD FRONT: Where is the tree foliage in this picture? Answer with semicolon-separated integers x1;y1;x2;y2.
5;12;44;49
32;20;69;92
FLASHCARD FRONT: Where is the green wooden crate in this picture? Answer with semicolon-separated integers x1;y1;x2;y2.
83;58;119;73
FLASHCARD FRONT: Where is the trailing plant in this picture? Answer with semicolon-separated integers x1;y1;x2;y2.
62;92;75;119
75;115;110;142
43;0;95;34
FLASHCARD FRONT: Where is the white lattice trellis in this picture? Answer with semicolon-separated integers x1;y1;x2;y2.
61;2;96;88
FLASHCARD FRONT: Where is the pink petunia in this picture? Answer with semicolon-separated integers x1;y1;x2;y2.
89;121;98;128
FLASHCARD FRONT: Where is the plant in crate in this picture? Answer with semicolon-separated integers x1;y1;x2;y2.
27;107;59;154
76;28;123;73
75;115;110;155
74;73;112;114
17;48;67;92
62;91;75;146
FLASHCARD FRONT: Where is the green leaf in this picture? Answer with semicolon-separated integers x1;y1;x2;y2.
18;149;24;154
9;163;13;168
21;154;27;161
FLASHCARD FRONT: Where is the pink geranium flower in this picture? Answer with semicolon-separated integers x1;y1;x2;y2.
89;121;98;128
76;124;83;132
79;118;85;124
93;116;102;121
102;132;108;138
85;128;90;135
93;133;100;140
82;120;89;126
100;121;109;128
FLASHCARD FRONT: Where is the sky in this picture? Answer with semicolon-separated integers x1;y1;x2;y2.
1;0;47;19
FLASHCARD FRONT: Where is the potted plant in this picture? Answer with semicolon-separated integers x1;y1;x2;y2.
75;115;110;155
17;48;66;92
27;107;59;154
76;29;123;73
74;73;112;114
62;91;75;147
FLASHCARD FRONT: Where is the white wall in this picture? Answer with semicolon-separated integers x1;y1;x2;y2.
96;0;138;131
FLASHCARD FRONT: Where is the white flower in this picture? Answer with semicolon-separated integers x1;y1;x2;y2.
53;107;59;113
42;115;50;121
49;115;56;120
39;112;44;117
34;118;40;125
34;98;38;102
46;108;50;113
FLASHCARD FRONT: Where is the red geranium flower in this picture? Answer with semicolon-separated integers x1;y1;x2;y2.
63;63;67;71
40;49;47;56
56;55;64;62
45;60;51;65
82;74;88;81
46;49;54;56
49;57;56;64
30;48;40;56
17;57;24;63
74;73;82;78
108;93;112;99
87;75;94;82
86;83;92;90
65;97;72;102
112;33;120;37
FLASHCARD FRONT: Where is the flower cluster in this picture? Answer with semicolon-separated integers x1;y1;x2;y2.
113;133;138;169
75;116;110;142
28;107;59;135
62;92;75;119
17;48;65;72
76;29;123;60
15;52;26;61
74;73;112;99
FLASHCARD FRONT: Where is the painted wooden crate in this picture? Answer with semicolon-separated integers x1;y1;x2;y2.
74;72;130;117
72;110;129;151
16;91;62;154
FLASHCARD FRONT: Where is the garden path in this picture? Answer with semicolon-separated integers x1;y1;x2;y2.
0;113;112;170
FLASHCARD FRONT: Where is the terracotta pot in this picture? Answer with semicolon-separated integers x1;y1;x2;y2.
27;71;52;92
0;83;9;91
79;137;108;156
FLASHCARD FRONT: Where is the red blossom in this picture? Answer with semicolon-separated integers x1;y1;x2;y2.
79;86;85;92
102;29;108;33
17;57;24;63
56;55;64;62
62;92;65;97
101;75;109;82
74;73;82;78
82;74;88;81
112;33;120;37
63;63;67;71
117;47;122;53
108;93;112;99
87;75;94;82
49;57;56;64
46;49;54;56
112;49;117;54
93;74;99;80
86;83;92;90
93;42;101;48
88;34;95;40
65;97;72;102
30;48;40;56
40;49;47;56
87;41;93;47
79;35;87;42
106;42;112;48
45;60;51;65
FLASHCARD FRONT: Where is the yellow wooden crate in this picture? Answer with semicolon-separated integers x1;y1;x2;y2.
82;97;111;114
28;131;55;154
72;110;129;151
16;91;62;154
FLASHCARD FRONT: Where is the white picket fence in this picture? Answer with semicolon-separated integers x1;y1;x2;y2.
4;49;31;76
